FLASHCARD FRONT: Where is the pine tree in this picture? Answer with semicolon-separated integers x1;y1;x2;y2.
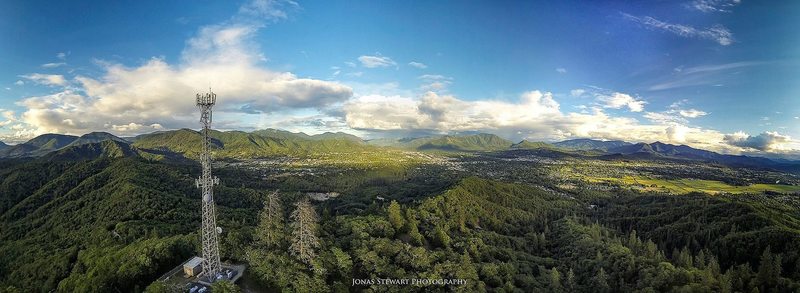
387;200;405;232
677;246;693;268
433;225;451;248
289;198;320;265
255;191;284;248
565;268;576;291
757;246;776;287
695;249;706;269
644;239;658;258
593;268;610;293
707;254;721;277
550;268;562;292
719;271;732;293
405;209;423;246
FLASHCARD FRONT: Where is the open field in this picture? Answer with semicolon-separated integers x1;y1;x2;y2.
588;175;800;194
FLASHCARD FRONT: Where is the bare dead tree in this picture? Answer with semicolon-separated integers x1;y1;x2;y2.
289;198;320;265
256;190;284;248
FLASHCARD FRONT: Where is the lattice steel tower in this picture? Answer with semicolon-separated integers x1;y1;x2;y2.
195;90;222;282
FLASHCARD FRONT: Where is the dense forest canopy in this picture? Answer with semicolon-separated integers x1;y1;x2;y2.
0;136;799;292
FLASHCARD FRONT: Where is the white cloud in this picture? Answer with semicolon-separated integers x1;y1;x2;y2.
649;62;765;91
644;112;684;124
41;62;67;68
418;75;453;92
644;101;708;124
622;13;733;45
418;74;452;81
10;0;351;138
723;131;792;151
597;92;646;112
408;61;427;69
570;89;586;97
680;61;765;75
237;0;298;20
358;55;396;68
110;122;164;132
678;109;708;118
341;90;751;153
556;67;567;74
14;80;24;86
344;91;561;133
686;0;741;13
20;73;67;86
0;110;16;127
57;52;68;60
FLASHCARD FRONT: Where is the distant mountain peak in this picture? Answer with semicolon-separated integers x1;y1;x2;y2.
554;138;631;151
46;140;139;161
66;132;127;148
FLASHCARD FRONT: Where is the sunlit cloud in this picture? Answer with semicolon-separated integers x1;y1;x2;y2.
19;73;67;86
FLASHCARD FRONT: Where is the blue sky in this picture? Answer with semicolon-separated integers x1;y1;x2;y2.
1;0;799;156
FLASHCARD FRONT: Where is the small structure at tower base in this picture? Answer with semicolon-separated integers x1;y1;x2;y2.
155;256;247;291
184;256;203;277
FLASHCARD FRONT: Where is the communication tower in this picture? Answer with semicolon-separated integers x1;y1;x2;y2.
195;90;222;282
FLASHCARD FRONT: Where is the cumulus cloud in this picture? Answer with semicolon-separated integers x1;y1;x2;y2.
11;0;352;137
622;13;733;45
723;131;791;151
644;100;708;125
556;67;567;74
570;89;586;97
341;90;742;152
14;80;24;86
344;91;560;134
20;74;67;86
358;55;396;68
0;110;16;127
597;92;646;112
408;61;427;69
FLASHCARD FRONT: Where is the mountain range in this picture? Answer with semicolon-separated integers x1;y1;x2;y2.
1;130;797;171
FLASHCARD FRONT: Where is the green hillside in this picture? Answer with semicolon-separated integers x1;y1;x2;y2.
388;133;513;151
132;129;368;159
45;140;140;161
0;157;262;292
1;152;799;292
0;134;78;158
510;140;559;150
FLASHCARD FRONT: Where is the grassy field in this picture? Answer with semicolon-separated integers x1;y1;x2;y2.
589;175;800;194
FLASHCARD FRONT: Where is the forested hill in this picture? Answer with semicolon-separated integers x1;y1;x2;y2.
1;150;800;292
3;130;799;171
371;133;514;151
0;129;370;160
554;138;631;151
131;128;368;159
